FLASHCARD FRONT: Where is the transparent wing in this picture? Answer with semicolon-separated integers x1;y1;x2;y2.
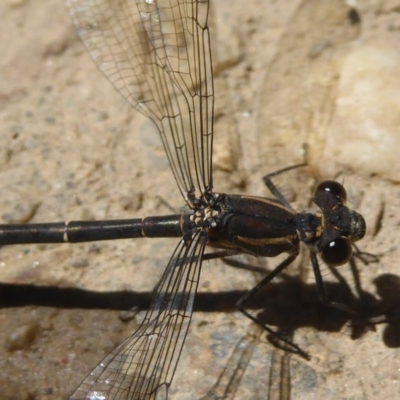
65;0;214;201
69;229;207;400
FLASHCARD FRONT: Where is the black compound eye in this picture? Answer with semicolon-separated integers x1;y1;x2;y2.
321;237;352;266
316;180;347;202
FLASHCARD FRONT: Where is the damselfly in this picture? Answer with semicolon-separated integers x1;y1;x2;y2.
0;1;372;399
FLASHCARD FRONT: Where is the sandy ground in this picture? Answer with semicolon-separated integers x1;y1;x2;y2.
1;0;400;399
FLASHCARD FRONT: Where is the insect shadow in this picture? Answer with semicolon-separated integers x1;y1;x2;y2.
1;259;397;344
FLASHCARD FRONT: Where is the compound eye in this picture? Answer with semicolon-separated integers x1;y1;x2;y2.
321;237;352;266
316;180;347;203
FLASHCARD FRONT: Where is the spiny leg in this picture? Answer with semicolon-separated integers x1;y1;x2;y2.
262;163;307;209
236;253;310;360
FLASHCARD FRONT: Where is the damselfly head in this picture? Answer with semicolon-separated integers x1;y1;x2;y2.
314;180;366;267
